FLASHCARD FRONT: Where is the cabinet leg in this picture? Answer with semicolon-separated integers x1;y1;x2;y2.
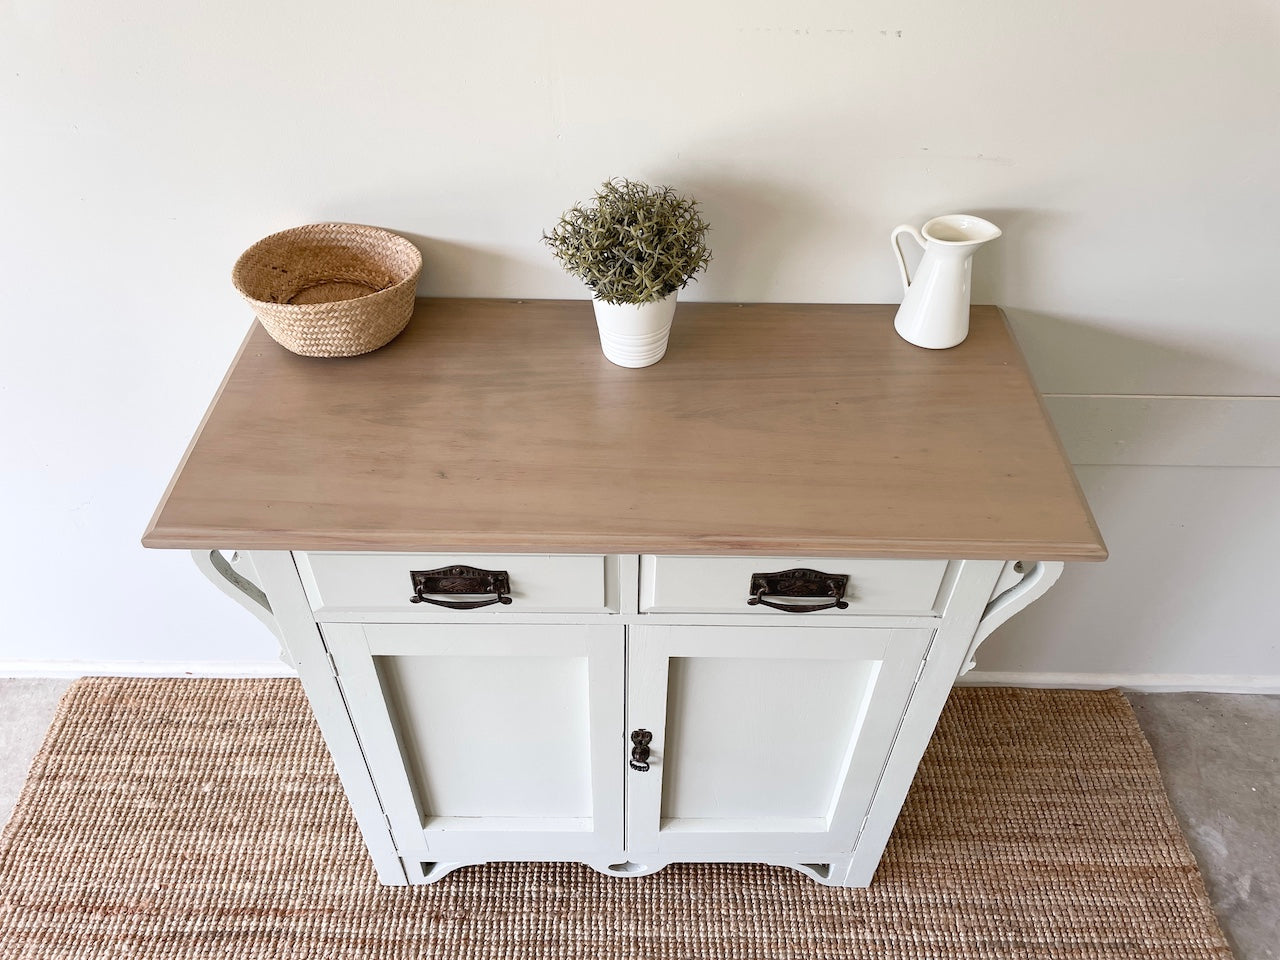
788;858;866;888
403;860;473;884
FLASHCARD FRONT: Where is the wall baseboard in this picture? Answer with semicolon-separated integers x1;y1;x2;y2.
3;661;1277;694
0;660;297;679
961;670;1280;695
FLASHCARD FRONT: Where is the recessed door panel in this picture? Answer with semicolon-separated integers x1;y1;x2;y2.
326;622;624;861
627;625;929;859
661;656;877;821
377;654;591;818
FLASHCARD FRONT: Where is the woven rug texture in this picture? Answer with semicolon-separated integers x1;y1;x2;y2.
0;679;1232;959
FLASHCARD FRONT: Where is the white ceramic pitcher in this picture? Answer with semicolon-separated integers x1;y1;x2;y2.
891;214;1002;349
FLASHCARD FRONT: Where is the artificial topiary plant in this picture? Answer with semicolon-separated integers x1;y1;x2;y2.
543;179;712;305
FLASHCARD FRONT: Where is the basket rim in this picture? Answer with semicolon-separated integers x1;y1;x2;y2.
231;222;423;309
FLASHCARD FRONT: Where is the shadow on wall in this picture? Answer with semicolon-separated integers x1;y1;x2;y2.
1000;309;1267;396
395;177;848;304
946;206;1272;394
382;212;1268;394
976;460;1280;676
645;174;846;303
396;234;530;298
962;207;1068;306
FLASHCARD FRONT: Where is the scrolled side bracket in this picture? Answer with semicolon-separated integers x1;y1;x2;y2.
960;560;1064;675
190;549;283;642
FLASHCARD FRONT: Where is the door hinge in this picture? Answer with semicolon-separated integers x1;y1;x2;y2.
914;658;928;683
324;648;339;678
853;814;871;848
921;629;940;663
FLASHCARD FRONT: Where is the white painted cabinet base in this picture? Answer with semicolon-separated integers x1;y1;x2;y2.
194;550;1062;888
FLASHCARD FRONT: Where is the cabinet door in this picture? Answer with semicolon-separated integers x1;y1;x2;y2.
326;622;624;862
627;625;930;859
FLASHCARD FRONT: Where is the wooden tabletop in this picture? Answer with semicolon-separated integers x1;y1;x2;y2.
143;299;1106;560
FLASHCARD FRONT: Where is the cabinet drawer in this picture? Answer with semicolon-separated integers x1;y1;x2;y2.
639;556;948;616
295;552;612;617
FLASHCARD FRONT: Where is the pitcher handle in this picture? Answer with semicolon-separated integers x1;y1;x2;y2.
891;225;926;294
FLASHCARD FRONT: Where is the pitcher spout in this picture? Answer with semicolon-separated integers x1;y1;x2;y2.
921;214;1001;247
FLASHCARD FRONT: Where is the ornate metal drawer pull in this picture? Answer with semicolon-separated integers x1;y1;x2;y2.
409;565;513;610
629;729;652;772
747;568;850;614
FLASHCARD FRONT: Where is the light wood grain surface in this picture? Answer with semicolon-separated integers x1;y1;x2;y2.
143;300;1106;559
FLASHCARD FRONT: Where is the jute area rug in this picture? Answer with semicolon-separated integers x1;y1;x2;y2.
0;679;1231;959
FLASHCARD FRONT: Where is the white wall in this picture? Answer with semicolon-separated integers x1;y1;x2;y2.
2;1;1277;686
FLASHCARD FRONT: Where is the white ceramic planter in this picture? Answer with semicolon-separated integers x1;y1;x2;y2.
592;292;678;368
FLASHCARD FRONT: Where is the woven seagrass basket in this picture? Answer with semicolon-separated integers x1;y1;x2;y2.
232;223;423;357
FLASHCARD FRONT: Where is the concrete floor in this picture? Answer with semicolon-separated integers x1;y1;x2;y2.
0;678;71;826
1128;693;1279;960
1;681;1275;959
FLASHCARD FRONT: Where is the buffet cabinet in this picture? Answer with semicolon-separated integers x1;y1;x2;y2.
146;300;1105;887
194;548;1060;886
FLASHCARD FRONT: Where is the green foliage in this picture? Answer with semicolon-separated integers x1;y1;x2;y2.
543;179;712;305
